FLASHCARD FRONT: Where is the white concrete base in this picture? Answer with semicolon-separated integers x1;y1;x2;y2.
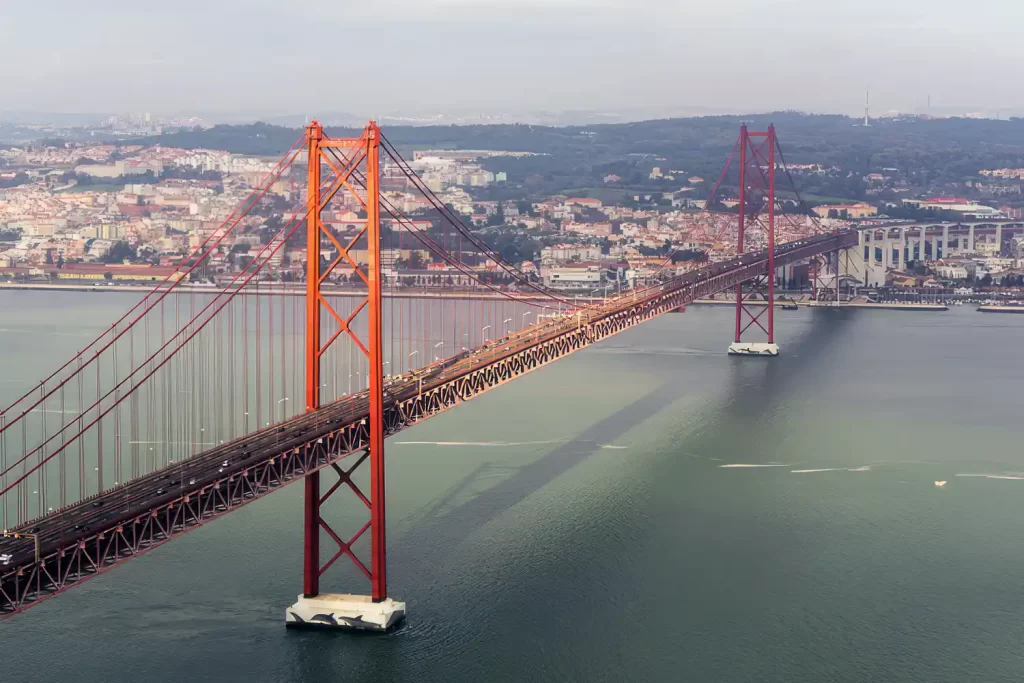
285;593;406;631
728;342;780;357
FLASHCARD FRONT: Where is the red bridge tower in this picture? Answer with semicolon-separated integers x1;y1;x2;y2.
285;120;405;631
728;124;780;357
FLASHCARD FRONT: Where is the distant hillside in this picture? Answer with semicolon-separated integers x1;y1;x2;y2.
120;114;1024;168
118;113;1024;202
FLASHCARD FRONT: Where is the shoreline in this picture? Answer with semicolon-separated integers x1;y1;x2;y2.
0;281;589;303
0;283;961;311
690;298;950;311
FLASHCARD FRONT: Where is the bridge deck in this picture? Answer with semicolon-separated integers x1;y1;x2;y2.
0;231;856;616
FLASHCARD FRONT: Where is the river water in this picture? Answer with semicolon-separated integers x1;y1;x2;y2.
2;293;1024;682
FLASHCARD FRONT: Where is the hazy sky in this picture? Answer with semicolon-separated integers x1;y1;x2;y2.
3;0;1023;118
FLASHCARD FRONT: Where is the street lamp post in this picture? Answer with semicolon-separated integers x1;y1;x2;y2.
2;530;40;564
503;317;512;336
481;325;491;343
536;313;551;338
277;397;289;422
434;341;444;362
409;350;419;369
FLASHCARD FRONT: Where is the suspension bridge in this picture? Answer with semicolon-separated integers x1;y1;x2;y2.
0;121;857;629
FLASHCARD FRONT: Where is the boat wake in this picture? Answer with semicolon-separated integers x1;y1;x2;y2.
791;468;845;473
395;440;562;447
791;466;871;474
956;473;1024;481
719;463;792;468
592;346;712;357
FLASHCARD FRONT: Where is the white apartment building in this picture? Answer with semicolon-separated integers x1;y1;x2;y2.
542;264;605;290
540;245;601;264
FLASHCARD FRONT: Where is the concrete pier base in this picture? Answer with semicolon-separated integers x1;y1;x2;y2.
286;593;406;631
727;342;780;357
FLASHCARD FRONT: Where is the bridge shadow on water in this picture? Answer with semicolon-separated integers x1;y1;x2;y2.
390;379;684;568
390;307;857;570
717;307;856;423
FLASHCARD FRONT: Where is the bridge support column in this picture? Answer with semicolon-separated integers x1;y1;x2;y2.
968;225;975;253
865;230;873;272
942;225;949;258
287;119;405;632
896;229;905;270
301;119;324;604
832;248;841;300
729;124;779;357
996;224;1003;255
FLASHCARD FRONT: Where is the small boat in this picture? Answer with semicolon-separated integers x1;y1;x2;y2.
935;481;947;488
781;302;798;311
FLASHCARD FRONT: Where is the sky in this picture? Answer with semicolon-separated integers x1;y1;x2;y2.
3;0;1023;120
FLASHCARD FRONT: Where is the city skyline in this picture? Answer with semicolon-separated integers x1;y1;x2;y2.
3;0;1023;118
